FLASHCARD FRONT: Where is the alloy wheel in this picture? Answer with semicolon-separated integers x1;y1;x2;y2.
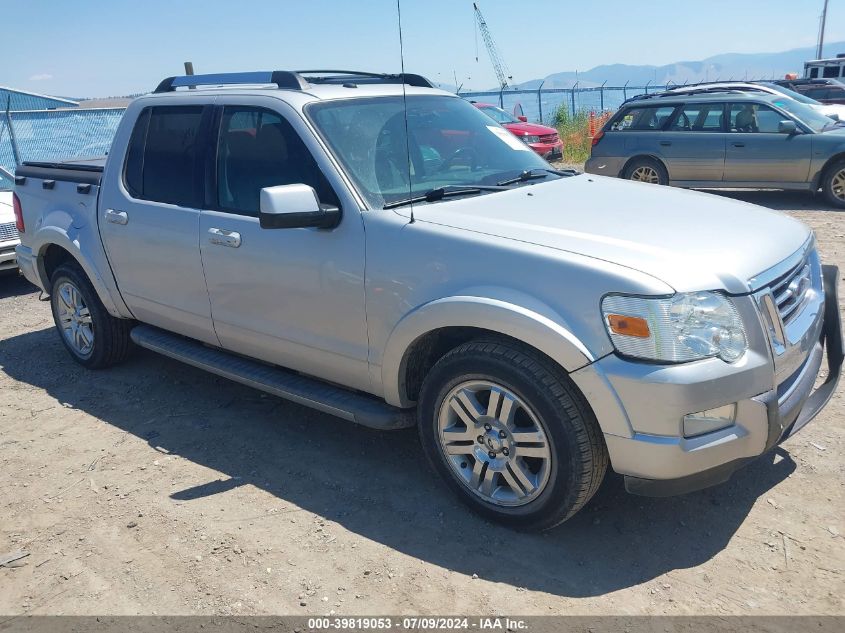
436;380;552;507
56;281;94;357
630;165;660;184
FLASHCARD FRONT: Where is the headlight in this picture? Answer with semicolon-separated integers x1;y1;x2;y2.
521;135;540;144
601;292;747;363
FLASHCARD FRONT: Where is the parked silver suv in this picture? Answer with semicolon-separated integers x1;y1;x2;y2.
13;71;843;530
585;91;845;208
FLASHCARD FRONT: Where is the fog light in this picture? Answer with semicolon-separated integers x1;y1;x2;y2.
683;404;737;438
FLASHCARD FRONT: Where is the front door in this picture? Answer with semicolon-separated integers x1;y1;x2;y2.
199;101;370;392
99;103;219;345
724;103;813;183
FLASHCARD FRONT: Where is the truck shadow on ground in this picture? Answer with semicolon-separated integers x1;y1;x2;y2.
0;273;37;300
1;326;796;598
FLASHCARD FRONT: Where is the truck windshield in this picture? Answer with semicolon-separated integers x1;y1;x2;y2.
307;95;556;209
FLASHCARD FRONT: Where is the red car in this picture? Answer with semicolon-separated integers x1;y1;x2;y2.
472;102;563;159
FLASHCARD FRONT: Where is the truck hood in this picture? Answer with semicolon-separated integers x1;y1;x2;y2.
0;191;14;225
411;175;811;294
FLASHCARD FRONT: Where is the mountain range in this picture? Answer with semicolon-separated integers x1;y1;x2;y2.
487;42;845;91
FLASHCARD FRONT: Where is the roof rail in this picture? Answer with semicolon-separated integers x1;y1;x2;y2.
154;71;310;93
153;70;435;93
624;86;750;103
295;70;435;88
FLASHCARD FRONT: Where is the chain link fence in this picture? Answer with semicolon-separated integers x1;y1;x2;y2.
0;108;126;188
459;84;674;124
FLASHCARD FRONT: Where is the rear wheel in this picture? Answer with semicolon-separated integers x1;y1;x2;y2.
50;262;133;368
623;157;668;186
822;159;845;209
417;339;607;531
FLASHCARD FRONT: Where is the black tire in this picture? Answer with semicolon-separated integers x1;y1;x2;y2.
623;157;668;186
821;158;845;209
417;339;608;531
49;262;133;369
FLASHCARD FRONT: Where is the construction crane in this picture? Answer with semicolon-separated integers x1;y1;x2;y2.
473;2;512;90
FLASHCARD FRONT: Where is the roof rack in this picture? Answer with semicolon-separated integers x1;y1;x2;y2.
623;86;750;104
153;70;434;93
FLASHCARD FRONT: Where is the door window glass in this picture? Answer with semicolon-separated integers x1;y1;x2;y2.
123;106;206;207
609;105;677;131
216;107;338;214
729;103;787;133
669;103;724;131
823;67;840;78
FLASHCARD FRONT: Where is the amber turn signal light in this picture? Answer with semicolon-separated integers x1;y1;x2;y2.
606;314;650;338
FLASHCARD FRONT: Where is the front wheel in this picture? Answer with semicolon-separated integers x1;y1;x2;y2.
417;340;608;531
822;159;845;209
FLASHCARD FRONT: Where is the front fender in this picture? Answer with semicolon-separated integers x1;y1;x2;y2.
32;221;131;319
381;294;595;408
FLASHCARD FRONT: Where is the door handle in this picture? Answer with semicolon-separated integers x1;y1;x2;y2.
659;141;672;146
105;209;128;225
208;227;242;248
732;142;746;148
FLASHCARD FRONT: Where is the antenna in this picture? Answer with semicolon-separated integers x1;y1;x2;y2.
396;0;414;223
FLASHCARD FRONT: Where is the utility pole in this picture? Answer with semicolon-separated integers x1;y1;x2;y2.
816;0;829;59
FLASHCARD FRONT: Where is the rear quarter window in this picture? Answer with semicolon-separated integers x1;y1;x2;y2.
610;105;677;131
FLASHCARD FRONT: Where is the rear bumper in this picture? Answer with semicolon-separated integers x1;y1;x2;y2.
14;244;40;286
623;265;842;496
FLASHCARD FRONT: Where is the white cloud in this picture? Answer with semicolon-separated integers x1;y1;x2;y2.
28;73;53;82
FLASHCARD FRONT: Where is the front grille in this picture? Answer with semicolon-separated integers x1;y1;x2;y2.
769;258;813;324
0;221;19;242
539;133;559;143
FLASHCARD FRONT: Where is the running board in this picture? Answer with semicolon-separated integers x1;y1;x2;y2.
130;325;415;430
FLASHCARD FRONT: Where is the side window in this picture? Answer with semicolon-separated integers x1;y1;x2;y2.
729;103;787;133
609;105;676;131
123;106;206;207
669;103;724;131
216;107;339;215
823;67;840;79
808;68;819;78
803;87;830;100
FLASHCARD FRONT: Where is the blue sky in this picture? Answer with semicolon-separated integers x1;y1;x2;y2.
5;0;845;97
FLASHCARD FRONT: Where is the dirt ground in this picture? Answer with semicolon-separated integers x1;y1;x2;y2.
0;188;843;617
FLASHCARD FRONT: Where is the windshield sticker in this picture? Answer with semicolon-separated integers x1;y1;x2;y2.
486;125;531;151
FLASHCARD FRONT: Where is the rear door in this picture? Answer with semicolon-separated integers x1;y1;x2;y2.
99;103;219;345
660;101;727;182
599;104;678;171
723;102;813;183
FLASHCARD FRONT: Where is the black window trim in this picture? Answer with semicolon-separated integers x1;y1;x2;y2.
666;102;727;133
121;104;214;209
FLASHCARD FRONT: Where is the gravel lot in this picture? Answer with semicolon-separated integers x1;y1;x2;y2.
0;187;843;616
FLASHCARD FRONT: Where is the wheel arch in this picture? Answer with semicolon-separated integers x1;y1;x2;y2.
621;154;669;179
33;230;130;318
381;295;595;408
812;152;845;190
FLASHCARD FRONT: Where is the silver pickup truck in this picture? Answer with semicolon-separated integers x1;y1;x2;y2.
13;70;843;530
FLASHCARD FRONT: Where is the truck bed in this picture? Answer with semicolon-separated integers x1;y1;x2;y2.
16;157;105;186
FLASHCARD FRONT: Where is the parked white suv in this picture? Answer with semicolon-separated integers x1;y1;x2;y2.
12;70;843;530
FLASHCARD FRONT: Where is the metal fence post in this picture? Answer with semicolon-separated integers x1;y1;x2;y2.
536;80;545;123
6;112;21;166
570;82;578;117
645;80;652;95
600;80;606;111
623;80;629;102
499;87;504;108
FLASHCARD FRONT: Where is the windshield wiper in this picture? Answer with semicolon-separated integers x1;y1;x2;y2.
496;168;576;187
382;185;505;210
